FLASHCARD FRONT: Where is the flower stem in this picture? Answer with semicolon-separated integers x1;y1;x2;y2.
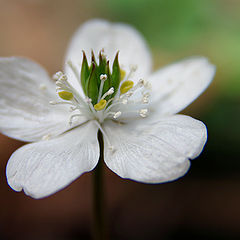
93;131;107;240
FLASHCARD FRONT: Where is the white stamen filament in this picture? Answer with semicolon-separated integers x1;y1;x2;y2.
124;65;137;81
98;74;107;102
53;70;89;111
104;100;124;113
53;71;64;81
113;111;122;119
105;79;150;115
86;98;97;115
59;74;68;82
101;87;114;100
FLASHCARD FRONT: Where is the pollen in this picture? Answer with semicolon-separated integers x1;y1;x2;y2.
139;109;148;117
100;74;108;81
94;99;107;111
58;91;73;100
120;80;134;94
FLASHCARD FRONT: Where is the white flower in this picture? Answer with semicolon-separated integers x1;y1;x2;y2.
0;19;215;199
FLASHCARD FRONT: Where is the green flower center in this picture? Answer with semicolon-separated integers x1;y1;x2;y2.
81;50;122;107
51;50;151;126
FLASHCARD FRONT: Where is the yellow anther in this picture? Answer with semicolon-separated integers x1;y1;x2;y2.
94;99;107;111
120;80;134;94
120;69;126;81
58;91;73;100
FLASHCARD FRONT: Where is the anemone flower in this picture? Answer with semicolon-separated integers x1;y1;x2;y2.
0;19;215;199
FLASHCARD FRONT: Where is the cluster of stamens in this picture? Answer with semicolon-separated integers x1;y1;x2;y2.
49;51;151;149
51;54;151;125
50;71;93;123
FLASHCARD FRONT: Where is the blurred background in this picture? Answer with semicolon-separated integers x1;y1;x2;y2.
0;0;239;239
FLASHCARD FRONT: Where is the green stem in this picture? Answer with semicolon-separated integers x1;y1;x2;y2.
93;131;107;240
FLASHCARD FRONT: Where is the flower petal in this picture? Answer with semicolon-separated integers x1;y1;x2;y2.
6;121;99;199
64;19;152;90
103;115;207;183
149;57;216;115
0;57;85;142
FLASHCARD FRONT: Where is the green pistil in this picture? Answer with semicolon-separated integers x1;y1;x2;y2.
81;50;121;105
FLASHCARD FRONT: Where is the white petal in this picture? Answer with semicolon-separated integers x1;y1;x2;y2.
103;115;207;183
64;19;152;90
0;57;85;142
6;121;99;199
149;57;216;115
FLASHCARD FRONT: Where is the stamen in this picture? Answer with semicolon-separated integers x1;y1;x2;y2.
53;70;89;110
94;99;107;111
85;97;98;116
51;52;151;125
52;71;63;81
85;97;92;104
142;96;149;104
58;91;74;101
142;92;150;104
138;79;145;87
100;74;108;81
138;79;151;90
59;74;68;82
139;109;148;118
98;74;108;102
113;111;122;119
124;65;137;82
120;80;134;94
130;64;137;72
104;100;125;113
101;87;114;100
143;92;150;97
125;91;133;97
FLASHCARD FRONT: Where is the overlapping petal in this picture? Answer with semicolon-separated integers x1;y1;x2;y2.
103;115;207;183
0;57;86;142
149;57;216;115
6;121;99;199
64;19;152;91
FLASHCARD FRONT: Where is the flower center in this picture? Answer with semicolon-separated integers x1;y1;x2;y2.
50;50;151;125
